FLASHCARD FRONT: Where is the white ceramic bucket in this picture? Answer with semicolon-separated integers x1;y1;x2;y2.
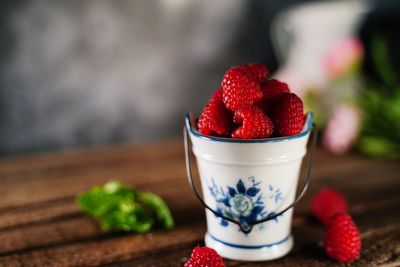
184;112;315;261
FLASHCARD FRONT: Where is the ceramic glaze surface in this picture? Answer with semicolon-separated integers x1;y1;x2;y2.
186;113;313;261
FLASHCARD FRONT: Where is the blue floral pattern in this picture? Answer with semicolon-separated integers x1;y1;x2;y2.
208;176;283;233
268;184;283;204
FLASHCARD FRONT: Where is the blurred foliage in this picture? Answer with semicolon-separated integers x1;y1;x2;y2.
358;36;400;158
303;89;327;129
77;180;174;233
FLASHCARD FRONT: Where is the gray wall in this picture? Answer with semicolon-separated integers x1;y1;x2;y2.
0;0;312;155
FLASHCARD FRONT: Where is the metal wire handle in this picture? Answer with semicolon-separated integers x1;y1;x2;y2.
183;123;317;234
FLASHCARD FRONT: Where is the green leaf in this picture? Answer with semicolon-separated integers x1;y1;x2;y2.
138;191;174;229
76;180;174;233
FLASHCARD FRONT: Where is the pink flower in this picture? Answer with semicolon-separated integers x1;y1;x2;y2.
323;37;364;79
323;105;361;154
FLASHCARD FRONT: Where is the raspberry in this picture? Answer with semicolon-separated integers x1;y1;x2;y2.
271;93;305;137
198;88;233;137
221;66;263;111
184;246;225;267
324;213;361;263
261;79;290;103
311;188;348;225
232;106;273;139
260;79;290;114
240;63;269;83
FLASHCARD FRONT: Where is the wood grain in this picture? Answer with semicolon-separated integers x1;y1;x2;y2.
0;140;398;266
0;223;205;267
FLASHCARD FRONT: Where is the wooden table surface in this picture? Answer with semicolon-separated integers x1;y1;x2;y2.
0;140;399;267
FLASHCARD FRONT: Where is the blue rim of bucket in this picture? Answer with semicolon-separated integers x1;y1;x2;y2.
185;112;314;143
208;233;291;249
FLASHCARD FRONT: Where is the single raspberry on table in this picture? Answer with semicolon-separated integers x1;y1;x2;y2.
184;246;225;267
198;88;233;137
324;213;361;263
311;188;348;225
271;93;305;137
232;106;274;139
221;66;263;111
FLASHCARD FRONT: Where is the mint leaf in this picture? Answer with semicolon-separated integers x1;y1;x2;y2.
138;191;174;229
77;180;174;233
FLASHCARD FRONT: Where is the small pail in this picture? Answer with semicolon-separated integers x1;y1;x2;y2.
184;112;316;261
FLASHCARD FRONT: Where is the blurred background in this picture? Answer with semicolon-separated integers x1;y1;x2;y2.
0;0;399;157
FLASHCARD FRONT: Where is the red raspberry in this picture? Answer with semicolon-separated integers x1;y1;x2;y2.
324;213;361;263
198;88;233;137
221;66;263;111
311;188;348;225
271;93;305;136
240;63;269;83
232;106;273;139
260;79;290;114
184;246;225;267
262;79;290;102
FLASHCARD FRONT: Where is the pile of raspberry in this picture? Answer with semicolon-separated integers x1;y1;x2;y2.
197;63;305;139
